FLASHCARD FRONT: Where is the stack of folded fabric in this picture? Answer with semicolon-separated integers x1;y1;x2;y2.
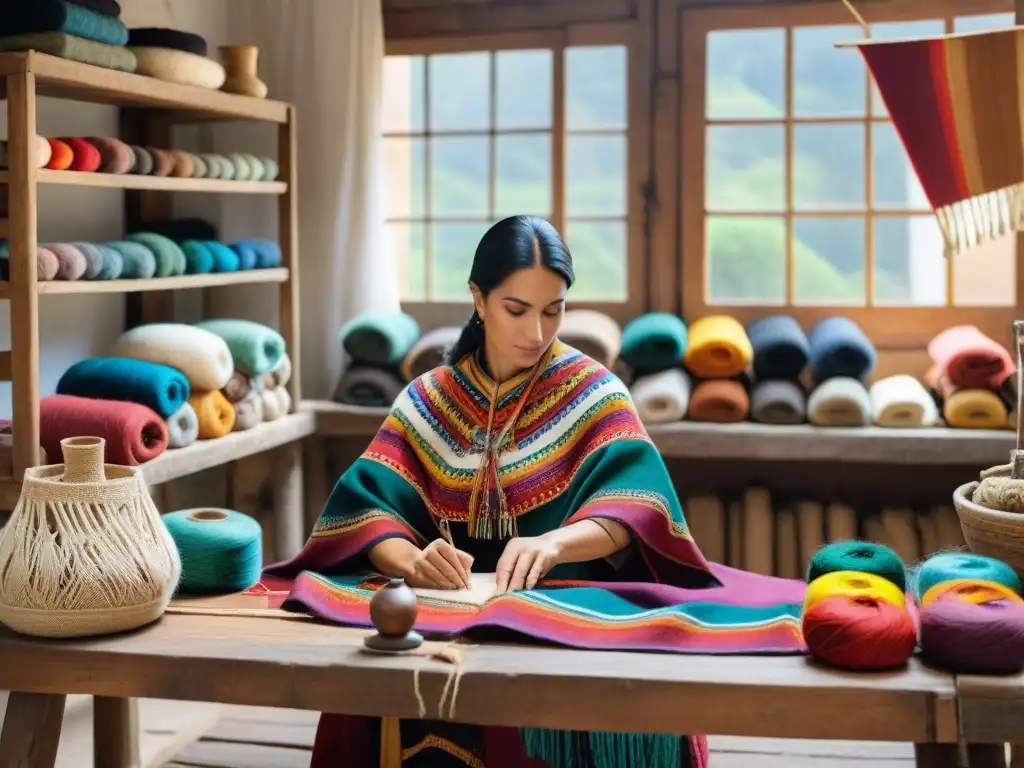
618;313;691;425
126;27;225;90
683;315;753;424
925;325;1013;430
557;309;622;370
0;0;137;73
745;315;810;426
334;313;420;408
805;317;876;428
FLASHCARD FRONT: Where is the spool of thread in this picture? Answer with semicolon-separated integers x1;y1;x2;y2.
802;595;917;670
163;507;262;594
920;578;1024;609
914;552;1021;603
804;570;905;614
807;540;906;590
919;598;1024;674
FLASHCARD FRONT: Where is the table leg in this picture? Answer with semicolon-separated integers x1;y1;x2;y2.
915;744;961;768
93;696;139;768
0;691;65;768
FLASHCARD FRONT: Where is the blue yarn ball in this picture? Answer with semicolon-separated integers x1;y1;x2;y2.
163;508;263;595
913;552;1022;602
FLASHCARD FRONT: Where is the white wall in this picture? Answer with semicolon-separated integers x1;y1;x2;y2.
0;0;229;419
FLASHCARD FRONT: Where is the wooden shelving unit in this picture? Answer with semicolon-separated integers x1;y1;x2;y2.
0;52;312;540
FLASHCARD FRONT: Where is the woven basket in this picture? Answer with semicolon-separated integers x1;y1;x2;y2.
0;436;181;638
952;479;1024;577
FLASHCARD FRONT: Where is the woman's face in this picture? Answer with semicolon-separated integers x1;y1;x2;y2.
476;266;567;373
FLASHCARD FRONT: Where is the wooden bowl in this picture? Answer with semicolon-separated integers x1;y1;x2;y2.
953;480;1024;576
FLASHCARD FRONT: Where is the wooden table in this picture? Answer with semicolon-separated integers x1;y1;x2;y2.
957;673;1023;767
0;612;969;767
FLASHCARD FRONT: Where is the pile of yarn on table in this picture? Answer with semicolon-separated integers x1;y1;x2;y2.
915;552;1024;674
801;540;918;670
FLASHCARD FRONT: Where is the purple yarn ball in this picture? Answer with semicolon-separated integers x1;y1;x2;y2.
919;598;1024;674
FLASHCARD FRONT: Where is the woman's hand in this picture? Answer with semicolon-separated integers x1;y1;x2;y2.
404;538;474;590
496;536;561;594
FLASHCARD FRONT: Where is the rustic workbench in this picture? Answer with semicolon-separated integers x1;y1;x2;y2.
0;613;971;768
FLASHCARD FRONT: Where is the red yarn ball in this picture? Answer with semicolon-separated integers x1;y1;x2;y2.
58;137;101;172
802;595;917;671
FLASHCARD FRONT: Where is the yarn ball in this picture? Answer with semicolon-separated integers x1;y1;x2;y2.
87;136;134;174
807;540;906;591
920;578;1024;609
59;137;102;172
919;598;1024;674
914;552;1022;603
162;507;262;594
46;138;74;170
804;570;906;614
802;595;917;671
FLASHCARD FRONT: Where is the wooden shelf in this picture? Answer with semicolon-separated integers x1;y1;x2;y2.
0;51;290;123
307;400;1015;466
0;269;289;298
0;170;287;194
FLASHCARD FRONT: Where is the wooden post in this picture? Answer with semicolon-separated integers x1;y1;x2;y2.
0;692;66;768
279;106;300;409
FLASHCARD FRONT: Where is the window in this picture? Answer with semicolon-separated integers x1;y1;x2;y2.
682;4;1016;336
381;41;632;314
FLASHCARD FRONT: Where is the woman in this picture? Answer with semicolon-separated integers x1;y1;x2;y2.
263;215;717;767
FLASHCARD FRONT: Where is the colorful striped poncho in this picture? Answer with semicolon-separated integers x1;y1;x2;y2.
260;341;806;768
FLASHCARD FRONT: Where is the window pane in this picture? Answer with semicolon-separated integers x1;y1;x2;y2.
428;52;490;131
565;135;626;217
793;24;865;117
430;136;490;218
793;124;865;209
382;55;424;133
496;49;552;130
872;216;946;306
565;45;626;131
706;29;785;120
565;220;627;302
793;216;866;305
383;137;425;219
387;222;426;302
432;222;489;301
706;125;785;212
954;13;1014;32
496;134;551;217
869;21;943;116
706;215;785;303
953;233;1015;307
872;123;929;211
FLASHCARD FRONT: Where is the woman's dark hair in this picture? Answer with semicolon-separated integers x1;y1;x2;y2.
446;215;575;366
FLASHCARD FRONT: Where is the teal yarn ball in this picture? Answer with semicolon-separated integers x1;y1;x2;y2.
807;540;907;591
913;552;1022;603
163;508;263;594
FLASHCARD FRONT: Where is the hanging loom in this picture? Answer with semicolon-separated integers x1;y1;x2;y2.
838;22;1024;257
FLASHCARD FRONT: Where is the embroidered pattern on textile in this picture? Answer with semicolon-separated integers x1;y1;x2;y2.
361;343;651;522
311;508;425;542
401;734;486;767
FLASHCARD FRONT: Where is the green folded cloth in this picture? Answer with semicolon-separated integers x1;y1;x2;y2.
0;31;137;73
0;0;129;46
340;312;420;367
196;319;286;377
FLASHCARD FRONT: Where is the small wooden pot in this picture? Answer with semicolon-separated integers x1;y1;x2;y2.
953;480;1024;577
219;45;268;99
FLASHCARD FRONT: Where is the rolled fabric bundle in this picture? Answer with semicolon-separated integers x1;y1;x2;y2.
124;232;186;277
927;325;1014;390
188;390;236;439
39;393;168;465
230;238;281;269
259;387;284;421
46;137;73;170
105;240;156;278
619;313;688;372
0;135;51;169
683;315;753;379
944;389;1007;429
750;379;807;425
204;241;240;272
687;379;750;423
166;402;199;449
808;317;876;381
242;153;265;181
339;312;421;368
222;370;253;404
869;374;938;428
188;153;208;178
129;46;227;90
0;32;139;73
233;391;263;431
201;153;222;179
149;148;173;177
228;152;253;180
71;241;105;280
56;356;190;419
111;323;234;391
195;319;285;378
262;353;292;389
86;136;134;174
169;150;193;178
333;366;405;408
94;243;123;279
44;243;87;280
180;241;215;274
630;368;691;425
746;315;810;381
808;377;872;427
401;325;461;381
212;155;235;179
58;137;101;172
612;358;636;388
0;243;60;281
229;240;257;270
129;145;154;175
557;309;622;368
259;157;280;181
